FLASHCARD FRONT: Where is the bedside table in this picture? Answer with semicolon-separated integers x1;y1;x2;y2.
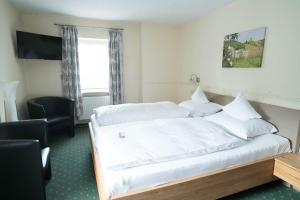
274;153;300;189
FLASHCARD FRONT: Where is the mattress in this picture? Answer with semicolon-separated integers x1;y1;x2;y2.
90;115;291;197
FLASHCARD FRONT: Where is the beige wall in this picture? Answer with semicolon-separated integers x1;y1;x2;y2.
177;0;300;110
3;0;299;113
140;23;180;102
20;14;182;104
0;0;27;118
21;13;142;103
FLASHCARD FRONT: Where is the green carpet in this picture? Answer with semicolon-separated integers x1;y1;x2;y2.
47;126;300;200
47;126;99;200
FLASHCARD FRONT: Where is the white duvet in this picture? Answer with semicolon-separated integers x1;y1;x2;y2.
93;101;190;126
95;118;245;171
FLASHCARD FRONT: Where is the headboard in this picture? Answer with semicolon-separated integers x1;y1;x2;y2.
206;92;300;152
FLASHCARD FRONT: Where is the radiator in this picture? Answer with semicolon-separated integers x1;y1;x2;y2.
79;95;110;121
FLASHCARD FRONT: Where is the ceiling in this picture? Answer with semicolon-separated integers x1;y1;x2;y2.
9;0;237;24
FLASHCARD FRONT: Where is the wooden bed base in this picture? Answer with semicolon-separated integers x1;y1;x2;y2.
89;123;279;200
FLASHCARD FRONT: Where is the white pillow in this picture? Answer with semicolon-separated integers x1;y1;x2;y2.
93;101;190;126
179;100;221;117
191;86;209;104
223;94;261;121
205;112;277;140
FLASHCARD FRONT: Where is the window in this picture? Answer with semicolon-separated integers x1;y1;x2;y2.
78;38;109;94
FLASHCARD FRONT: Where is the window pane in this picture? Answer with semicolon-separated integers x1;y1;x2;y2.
78;38;109;93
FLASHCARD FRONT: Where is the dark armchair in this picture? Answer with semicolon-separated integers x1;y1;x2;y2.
0;119;51;200
28;96;75;137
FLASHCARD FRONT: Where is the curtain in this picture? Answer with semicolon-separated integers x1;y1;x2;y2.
61;25;83;117
0;81;19;122
108;29;124;105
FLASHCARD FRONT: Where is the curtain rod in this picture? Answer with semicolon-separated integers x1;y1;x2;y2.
54;23;124;31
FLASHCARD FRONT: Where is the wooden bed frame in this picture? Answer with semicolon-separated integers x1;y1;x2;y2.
89;93;300;200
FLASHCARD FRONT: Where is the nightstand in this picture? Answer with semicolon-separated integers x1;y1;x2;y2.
274;153;300;189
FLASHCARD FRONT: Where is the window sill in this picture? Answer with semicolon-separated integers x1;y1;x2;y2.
82;92;109;97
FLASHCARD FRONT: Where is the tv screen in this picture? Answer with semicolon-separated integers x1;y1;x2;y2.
17;31;62;60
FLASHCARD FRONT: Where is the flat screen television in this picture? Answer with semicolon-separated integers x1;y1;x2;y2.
16;31;62;60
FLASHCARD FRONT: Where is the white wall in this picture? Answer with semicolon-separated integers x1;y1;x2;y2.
177;0;300;110
140;23;180;102
3;0;300;113
20;14;182;104
0;0;27;118
20;13;141;103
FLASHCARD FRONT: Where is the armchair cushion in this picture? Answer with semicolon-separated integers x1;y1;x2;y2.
47;116;71;125
41;147;50;168
41;147;51;180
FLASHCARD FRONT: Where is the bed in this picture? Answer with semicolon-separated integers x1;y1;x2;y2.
89;92;300;200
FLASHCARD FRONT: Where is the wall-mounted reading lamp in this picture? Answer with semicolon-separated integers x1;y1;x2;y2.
190;74;200;84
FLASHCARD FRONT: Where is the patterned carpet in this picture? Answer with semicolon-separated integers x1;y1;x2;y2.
46;126;300;200
47;126;99;200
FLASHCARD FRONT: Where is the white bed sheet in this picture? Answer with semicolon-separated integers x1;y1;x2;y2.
90;115;291;197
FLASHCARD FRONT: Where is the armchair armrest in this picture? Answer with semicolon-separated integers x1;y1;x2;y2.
54;97;75;116
28;101;46;119
0;119;48;148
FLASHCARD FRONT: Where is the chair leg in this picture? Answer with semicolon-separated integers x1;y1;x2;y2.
45;160;52;181
69;125;75;137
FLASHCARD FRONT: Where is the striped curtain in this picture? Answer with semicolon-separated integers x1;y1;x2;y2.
108;29;124;105
61;25;83;117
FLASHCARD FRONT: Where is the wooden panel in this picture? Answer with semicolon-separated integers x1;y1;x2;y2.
112;159;277;200
274;153;300;188
274;161;300;188
275;153;300;171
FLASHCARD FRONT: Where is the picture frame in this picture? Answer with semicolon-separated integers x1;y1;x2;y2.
222;27;266;68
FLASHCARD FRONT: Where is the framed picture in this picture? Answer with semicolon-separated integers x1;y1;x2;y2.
222;27;266;68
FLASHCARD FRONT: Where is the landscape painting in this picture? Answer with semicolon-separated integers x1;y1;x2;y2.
222;27;266;68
